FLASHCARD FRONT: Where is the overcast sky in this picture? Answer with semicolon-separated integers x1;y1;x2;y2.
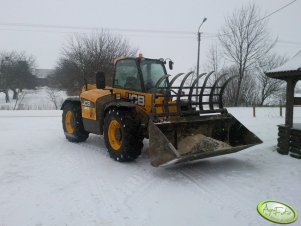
0;0;300;73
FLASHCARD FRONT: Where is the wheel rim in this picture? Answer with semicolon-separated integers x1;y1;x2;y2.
108;119;122;151
65;111;75;133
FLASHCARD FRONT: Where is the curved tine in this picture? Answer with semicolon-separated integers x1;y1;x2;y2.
174;71;194;115
198;71;215;110
176;71;194;101
152;74;170;95
188;73;207;109
169;73;185;87
154;74;171;89
219;75;239;109
209;73;228;110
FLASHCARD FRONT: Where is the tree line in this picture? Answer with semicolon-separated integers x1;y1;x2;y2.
0;2;289;106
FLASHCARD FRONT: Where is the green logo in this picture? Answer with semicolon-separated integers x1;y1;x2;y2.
257;200;298;224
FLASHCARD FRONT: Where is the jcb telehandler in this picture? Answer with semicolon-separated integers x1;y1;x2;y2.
61;55;262;167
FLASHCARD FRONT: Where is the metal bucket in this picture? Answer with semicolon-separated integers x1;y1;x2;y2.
148;113;262;167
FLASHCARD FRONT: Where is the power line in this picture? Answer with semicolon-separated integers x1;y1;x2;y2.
254;0;297;22
0;22;197;36
0;27;73;35
0;0;297;39
276;40;301;46
1;27;301;46
0;27;200;41
0;25;214;39
203;0;297;39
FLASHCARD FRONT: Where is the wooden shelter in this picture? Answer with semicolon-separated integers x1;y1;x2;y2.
265;50;301;159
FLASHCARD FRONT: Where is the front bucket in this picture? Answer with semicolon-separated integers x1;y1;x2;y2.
148;113;262;167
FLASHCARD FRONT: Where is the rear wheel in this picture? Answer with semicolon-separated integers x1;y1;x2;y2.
62;102;89;142
104;108;143;162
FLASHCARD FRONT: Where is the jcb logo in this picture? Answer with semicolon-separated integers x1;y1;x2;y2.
128;93;145;106
82;100;94;108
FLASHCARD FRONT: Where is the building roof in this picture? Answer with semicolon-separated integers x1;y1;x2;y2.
266;50;301;80
34;69;54;79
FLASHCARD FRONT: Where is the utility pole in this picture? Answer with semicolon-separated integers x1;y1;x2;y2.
196;17;207;103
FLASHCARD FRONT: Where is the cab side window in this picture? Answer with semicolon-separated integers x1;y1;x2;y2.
114;59;141;91
140;60;166;92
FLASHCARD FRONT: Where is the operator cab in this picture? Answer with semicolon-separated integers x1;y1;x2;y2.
113;57;170;93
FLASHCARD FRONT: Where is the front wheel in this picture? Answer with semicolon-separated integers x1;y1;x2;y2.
62;102;89;142
104;108;143;162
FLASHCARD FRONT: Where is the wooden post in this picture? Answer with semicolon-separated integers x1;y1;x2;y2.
280;101;282;117
277;125;290;155
285;79;297;128
253;105;256;117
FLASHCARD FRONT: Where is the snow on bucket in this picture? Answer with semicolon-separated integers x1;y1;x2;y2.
148;113;262;167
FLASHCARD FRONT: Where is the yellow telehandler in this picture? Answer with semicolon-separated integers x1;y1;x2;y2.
61;56;262;167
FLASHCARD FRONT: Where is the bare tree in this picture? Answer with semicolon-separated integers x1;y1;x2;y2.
46;87;62;110
204;44;225;79
13;90;27;110
52;31;137;95
219;65;238;106
0;55;12;102
219;3;275;106
201;43;228;95
240;73;259;106
255;54;287;105
0;89;9;103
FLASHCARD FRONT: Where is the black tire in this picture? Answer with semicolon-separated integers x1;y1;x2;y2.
104;108;143;162
62;102;89;142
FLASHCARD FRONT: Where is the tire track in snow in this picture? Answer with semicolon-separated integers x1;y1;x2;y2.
121;169;157;206
69;136;156;225
78;136;253;223
178;165;257;222
78;138;158;209
103;145;158;213
110;162;158;225
119;146;161;210
80;139;157;223
58;133;258;224
78;136;108;157
70;139;125;225
55;135;124;225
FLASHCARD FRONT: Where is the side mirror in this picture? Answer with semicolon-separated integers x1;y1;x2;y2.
96;71;105;89
169;61;174;70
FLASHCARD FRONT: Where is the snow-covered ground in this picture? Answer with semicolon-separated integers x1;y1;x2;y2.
0;87;67;110
0;108;300;226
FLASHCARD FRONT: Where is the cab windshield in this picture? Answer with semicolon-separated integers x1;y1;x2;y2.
140;60;167;92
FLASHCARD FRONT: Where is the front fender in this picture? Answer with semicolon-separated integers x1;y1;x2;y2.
61;97;81;110
104;100;136;111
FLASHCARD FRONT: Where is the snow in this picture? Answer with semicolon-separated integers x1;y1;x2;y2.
268;50;301;73
0;87;67;110
0;107;301;226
